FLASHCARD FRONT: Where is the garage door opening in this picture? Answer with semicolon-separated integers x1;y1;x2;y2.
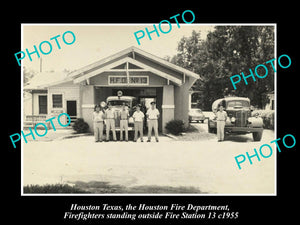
94;87;163;131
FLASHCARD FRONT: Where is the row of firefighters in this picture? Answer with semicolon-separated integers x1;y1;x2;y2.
93;101;160;142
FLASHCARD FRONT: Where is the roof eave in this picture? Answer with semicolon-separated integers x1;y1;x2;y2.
68;46;134;78
68;46;202;81
131;46;201;80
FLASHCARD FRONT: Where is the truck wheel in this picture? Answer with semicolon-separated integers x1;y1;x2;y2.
208;123;213;133
252;131;263;141
128;131;134;141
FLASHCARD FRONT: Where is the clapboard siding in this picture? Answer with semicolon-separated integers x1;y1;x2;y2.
48;83;81;127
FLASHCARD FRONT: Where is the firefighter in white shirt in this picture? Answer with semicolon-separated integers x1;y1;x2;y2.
105;102;117;141
119;103;129;142
93;104;105;142
146;101;160;142
216;105;227;142
132;104;144;142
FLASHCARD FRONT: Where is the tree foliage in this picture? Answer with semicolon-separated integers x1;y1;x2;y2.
23;66;36;85
171;26;275;110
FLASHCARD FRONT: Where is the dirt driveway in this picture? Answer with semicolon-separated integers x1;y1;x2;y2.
23;128;275;194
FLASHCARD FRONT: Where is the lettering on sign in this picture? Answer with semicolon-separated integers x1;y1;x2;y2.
108;76;149;85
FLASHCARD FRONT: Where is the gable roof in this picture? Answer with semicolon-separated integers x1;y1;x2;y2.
73;56;183;85
68;46;201;81
24;46;202;90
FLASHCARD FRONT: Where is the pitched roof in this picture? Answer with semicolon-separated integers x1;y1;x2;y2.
68;46;201;80
24;46;202;90
72;56;183;85
23;71;70;91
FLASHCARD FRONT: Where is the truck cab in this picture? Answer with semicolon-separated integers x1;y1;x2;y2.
208;97;264;141
106;94;137;131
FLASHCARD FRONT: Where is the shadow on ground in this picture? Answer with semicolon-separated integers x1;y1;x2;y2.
24;181;205;194
71;181;204;193
223;134;253;142
174;124;216;141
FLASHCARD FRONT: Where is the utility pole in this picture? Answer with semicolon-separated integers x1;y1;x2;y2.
40;57;42;72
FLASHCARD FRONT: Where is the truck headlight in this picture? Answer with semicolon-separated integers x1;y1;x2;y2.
231;117;236;123
247;118;252;124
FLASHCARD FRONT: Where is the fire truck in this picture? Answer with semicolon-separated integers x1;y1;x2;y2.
208;97;264;141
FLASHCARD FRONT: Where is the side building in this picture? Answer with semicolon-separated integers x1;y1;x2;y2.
23;46;201;133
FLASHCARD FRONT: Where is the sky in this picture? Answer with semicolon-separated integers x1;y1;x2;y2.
22;24;214;73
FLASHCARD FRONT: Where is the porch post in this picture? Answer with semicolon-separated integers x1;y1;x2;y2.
162;85;174;133
81;85;95;132
188;91;192;110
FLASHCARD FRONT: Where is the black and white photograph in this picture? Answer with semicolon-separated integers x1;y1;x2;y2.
21;24;276;195
5;4;298;224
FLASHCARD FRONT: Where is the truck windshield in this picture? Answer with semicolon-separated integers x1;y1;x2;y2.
191;109;202;113
227;101;250;108
107;100;130;106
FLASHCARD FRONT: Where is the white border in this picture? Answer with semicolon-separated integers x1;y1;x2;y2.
274;23;277;196
21;23;277;197
21;24;24;195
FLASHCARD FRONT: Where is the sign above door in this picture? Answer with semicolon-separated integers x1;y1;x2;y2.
108;75;149;86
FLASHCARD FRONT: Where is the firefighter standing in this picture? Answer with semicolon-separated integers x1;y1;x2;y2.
216;105;227;142
132;104;144;142
105;102;117;141
93;104;105;142
119;103;129;141
146;101;160;142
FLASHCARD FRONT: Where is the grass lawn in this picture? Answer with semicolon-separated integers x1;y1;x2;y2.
23;181;204;194
23;184;89;193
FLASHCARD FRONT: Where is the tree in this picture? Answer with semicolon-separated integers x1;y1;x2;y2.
23;66;36;85
171;26;275;110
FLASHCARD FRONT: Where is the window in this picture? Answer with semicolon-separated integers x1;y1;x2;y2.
227;101;250;108
38;95;47;114
192;109;202;113
52;94;63;108
107;100;130;106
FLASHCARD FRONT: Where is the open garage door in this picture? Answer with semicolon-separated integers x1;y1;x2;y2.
94;87;163;131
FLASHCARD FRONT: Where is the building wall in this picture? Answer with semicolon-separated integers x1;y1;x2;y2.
174;76;195;127
80;85;95;132
162;85;174;133
23;92;33;117
47;82;80;128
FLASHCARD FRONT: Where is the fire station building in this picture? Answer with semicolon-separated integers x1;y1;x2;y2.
24;46;201;133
